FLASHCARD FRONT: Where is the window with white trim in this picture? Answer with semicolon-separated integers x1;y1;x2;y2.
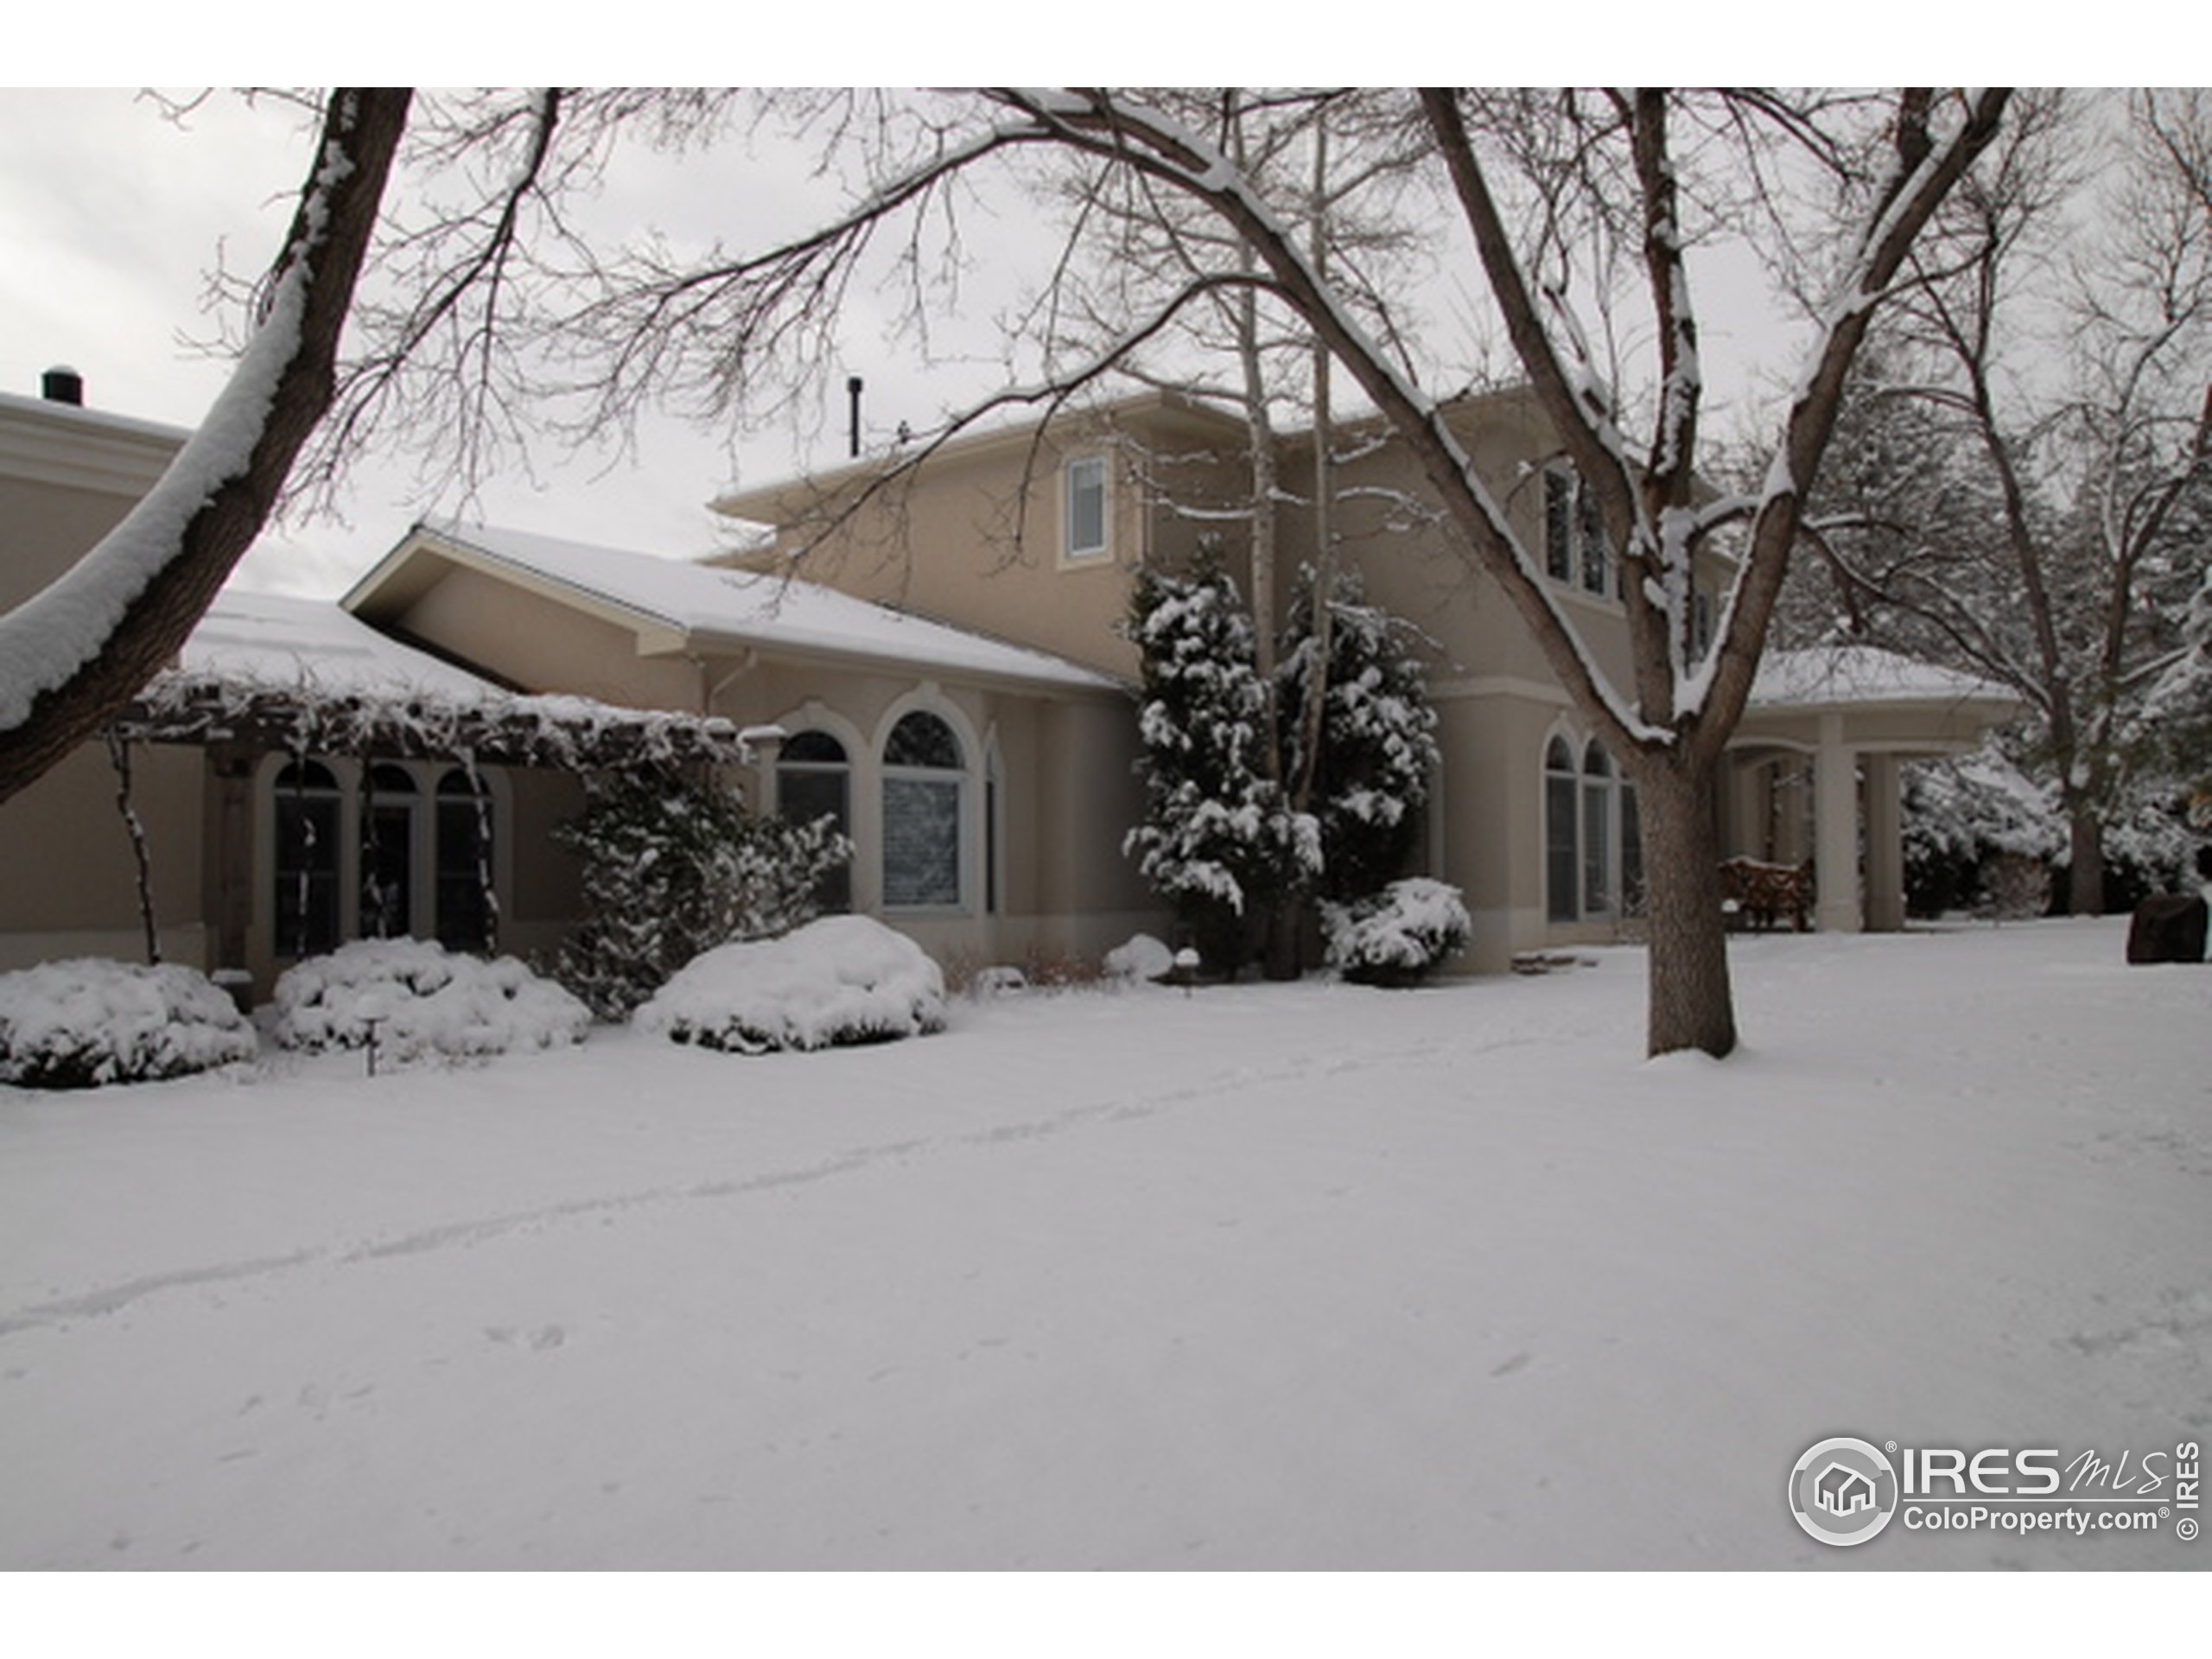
1541;464;1612;598
778;728;853;913
1065;454;1109;562
1544;735;1641;923
881;711;965;909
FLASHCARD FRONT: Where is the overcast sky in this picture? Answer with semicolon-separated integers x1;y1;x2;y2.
0;75;2133;602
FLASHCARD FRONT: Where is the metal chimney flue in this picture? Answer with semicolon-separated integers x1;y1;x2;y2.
847;375;863;459
41;365;84;406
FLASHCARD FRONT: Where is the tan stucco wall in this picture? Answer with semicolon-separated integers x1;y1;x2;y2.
0;742;209;974
388;561;705;713
718;403;1254;680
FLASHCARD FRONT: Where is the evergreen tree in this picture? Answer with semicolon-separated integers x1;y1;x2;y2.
1278;569;1440;905
554;766;849;1018
1122;553;1314;971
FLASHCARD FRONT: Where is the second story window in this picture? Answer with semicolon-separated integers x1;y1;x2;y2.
1541;463;1613;599
1065;454;1109;563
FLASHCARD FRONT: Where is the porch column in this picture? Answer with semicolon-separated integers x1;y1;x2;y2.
1863;753;1904;932
1814;716;1862;933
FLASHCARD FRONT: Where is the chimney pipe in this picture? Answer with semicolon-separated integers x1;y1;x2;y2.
41;365;84;406
847;375;863;460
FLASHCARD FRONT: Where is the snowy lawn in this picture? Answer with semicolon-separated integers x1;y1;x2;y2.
1;918;2203;1569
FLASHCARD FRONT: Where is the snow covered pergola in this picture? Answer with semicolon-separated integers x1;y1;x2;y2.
1731;647;2024;932
115;590;762;772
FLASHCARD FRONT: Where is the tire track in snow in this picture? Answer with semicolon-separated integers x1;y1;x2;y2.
0;1026;1539;1339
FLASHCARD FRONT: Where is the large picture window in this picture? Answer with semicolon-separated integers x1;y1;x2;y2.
882;711;964;909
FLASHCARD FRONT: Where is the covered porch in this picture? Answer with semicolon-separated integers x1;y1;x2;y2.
1724;649;2024;934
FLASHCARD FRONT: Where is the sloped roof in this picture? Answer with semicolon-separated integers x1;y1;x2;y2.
183;588;508;704
129;588;756;770
350;518;1121;695
1751;646;2018;713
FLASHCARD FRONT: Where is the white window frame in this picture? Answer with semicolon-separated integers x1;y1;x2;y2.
1063;454;1111;564
879;707;970;914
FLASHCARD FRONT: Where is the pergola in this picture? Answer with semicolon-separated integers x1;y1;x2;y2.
1728;648;2024;933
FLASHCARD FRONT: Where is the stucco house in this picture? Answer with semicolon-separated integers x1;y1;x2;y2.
1;377;2019;996
711;386;2021;963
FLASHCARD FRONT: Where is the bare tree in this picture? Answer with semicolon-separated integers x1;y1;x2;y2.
0;88;410;805
944;88;2009;1056
1793;90;2210;912
5;87;2012;1060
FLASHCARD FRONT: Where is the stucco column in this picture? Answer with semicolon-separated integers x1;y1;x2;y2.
1863;753;1904;932
1813;716;1862;933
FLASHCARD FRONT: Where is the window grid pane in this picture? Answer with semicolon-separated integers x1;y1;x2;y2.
1066;457;1107;557
883;776;960;906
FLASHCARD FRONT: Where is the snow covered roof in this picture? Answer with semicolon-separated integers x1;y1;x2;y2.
1750;646;2018;713
351;519;1121;696
127;588;757;771
181;589;510;705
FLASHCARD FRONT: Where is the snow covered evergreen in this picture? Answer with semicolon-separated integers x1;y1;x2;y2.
554;768;850;1019
1122;555;1313;969
1278;569;1441;905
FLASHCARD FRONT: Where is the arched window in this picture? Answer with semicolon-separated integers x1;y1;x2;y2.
1544;737;1580;923
435;768;496;953
882;709;964;909
779;728;853;913
275;760;341;957
1581;742;1613;913
1546;734;1639;925
359;763;417;939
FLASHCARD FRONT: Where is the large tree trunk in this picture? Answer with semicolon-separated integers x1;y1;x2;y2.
0;88;410;806
1637;754;1738;1058
2066;805;2107;916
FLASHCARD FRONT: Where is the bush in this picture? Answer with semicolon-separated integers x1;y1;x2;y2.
0;958;257;1090
1322;878;1471;988
273;938;590;1063
635;915;946;1054
555;768;849;1019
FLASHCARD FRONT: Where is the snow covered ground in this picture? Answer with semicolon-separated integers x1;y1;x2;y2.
1;918;2204;1571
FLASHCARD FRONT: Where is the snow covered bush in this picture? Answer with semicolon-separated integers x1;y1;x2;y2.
1103;933;1175;982
554;766;850;1019
1122;553;1314;971
273;938;589;1062
1322;879;1471;988
634;915;946;1055
0;959;256;1089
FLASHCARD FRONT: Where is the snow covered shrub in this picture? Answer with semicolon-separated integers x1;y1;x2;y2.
1123;552;1314;971
554;767;850;1019
1322;879;1471;988
0;959;256;1089
634;915;946;1054
273;938;589;1062
1103;932;1175;982
1277;570;1441;904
